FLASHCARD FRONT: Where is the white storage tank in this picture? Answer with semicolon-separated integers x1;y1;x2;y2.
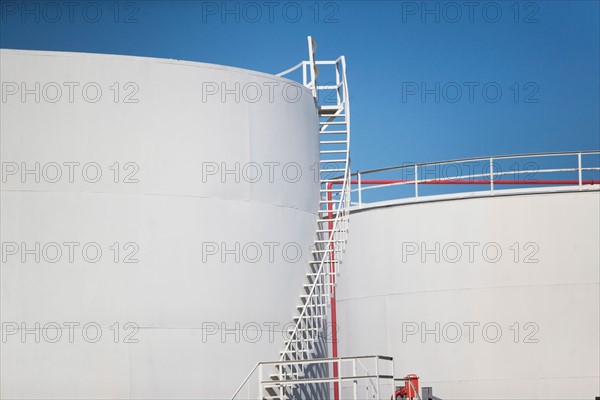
337;188;600;399
1;49;320;399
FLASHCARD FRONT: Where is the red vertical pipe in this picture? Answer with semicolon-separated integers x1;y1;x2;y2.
327;182;339;400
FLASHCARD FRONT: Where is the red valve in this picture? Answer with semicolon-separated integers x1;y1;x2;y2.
392;374;419;399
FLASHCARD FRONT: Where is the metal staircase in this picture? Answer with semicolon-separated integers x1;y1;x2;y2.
231;36;352;400
270;36;351;400
232;36;429;400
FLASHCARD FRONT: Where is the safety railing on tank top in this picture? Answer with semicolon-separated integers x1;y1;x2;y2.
345;151;599;207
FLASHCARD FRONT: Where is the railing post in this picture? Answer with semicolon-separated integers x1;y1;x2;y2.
337;358;342;400
302;61;307;86
414;164;419;198
335;61;342;105
353;358;358;400
578;152;583;189
375;357;380;397
390;357;396;398
257;364;262;400
307;36;317;99
489;157;494;193
357;172;362;207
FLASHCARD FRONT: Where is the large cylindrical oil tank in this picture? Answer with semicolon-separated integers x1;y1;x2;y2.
0;49;319;399
337;189;599;399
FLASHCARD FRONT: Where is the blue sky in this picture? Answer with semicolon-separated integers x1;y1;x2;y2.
1;0;599;173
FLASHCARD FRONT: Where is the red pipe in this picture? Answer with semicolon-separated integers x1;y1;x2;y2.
326;181;339;400
329;179;598;185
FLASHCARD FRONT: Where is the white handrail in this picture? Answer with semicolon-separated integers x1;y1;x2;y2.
356;150;600;175
351;151;600;206
276;61;305;77
234;356;394;399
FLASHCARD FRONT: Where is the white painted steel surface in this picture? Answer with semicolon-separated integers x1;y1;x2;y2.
0;50;319;399
337;189;600;399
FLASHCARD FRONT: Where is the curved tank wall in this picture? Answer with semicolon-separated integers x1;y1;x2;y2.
337;189;599;399
0;50;319;399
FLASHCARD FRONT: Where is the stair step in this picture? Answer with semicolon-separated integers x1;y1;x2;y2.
263;381;298;389
320;158;347;163
297;304;320;310
297;303;324;310
318;111;344;116
293;314;324;321
319;121;347;125
306;271;326;276
319;130;347;134
279;348;312;355
288;328;322;340
319;188;343;192
320;150;347;154
298;294;331;305
318;105;343;112
303;283;332;291
311;238;344;243
320;140;348;144
298;302;325;310
318;109;345;115
299;293;327;300
316;84;341;90
264;386;280;396
269;372;303;380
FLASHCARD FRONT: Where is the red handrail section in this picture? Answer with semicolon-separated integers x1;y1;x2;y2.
352;179;600;185
332;178;599;203
327;179;599;208
349;178;598;186
327;189;339;400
